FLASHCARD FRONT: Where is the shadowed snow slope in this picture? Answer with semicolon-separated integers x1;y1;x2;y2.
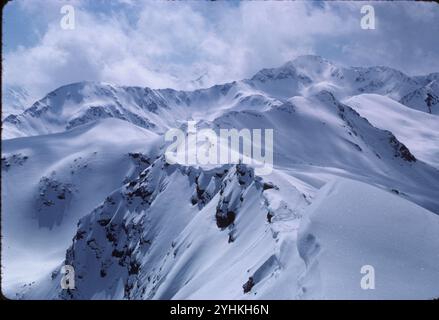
1;118;160;296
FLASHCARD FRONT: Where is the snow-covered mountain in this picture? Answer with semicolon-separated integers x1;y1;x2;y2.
2;86;34;120
3;56;439;140
2;55;439;300
400;79;439;114
344;94;439;169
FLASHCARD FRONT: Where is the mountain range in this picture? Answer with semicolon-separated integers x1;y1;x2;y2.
2;55;439;299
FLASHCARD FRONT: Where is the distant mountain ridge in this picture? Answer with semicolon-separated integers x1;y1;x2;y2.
3;55;438;140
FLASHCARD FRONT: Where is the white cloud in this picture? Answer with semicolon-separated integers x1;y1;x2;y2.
4;0;439;100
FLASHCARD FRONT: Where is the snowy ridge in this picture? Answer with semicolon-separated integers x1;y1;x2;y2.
344;94;439;169
3;56;439;140
23;159;306;299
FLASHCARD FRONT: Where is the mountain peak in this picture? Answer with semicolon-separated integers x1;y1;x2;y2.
290;54;329;64
249;55;338;83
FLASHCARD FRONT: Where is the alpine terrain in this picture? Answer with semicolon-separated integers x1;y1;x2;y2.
2;55;439;299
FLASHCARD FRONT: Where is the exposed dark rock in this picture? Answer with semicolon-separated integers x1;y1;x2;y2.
128;261;140;275
2;153;29;170
389;136;416;162
98;218;111;226
243;277;255;293
267;212;274;223
216;210;236;229
263;182;279;191
111;249;124;258
74;230;86;240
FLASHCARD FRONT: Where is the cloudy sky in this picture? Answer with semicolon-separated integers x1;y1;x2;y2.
3;0;439;100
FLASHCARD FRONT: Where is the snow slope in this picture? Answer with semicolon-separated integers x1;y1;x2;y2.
297;178;439;299
2;86;34;119
212;91;439;214
2;118;160;297
344;94;439;169
400;79;439;114
20;161;307;299
20;173;439;300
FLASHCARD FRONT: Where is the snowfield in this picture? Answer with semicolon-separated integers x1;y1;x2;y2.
2;56;439;299
298;179;439;300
